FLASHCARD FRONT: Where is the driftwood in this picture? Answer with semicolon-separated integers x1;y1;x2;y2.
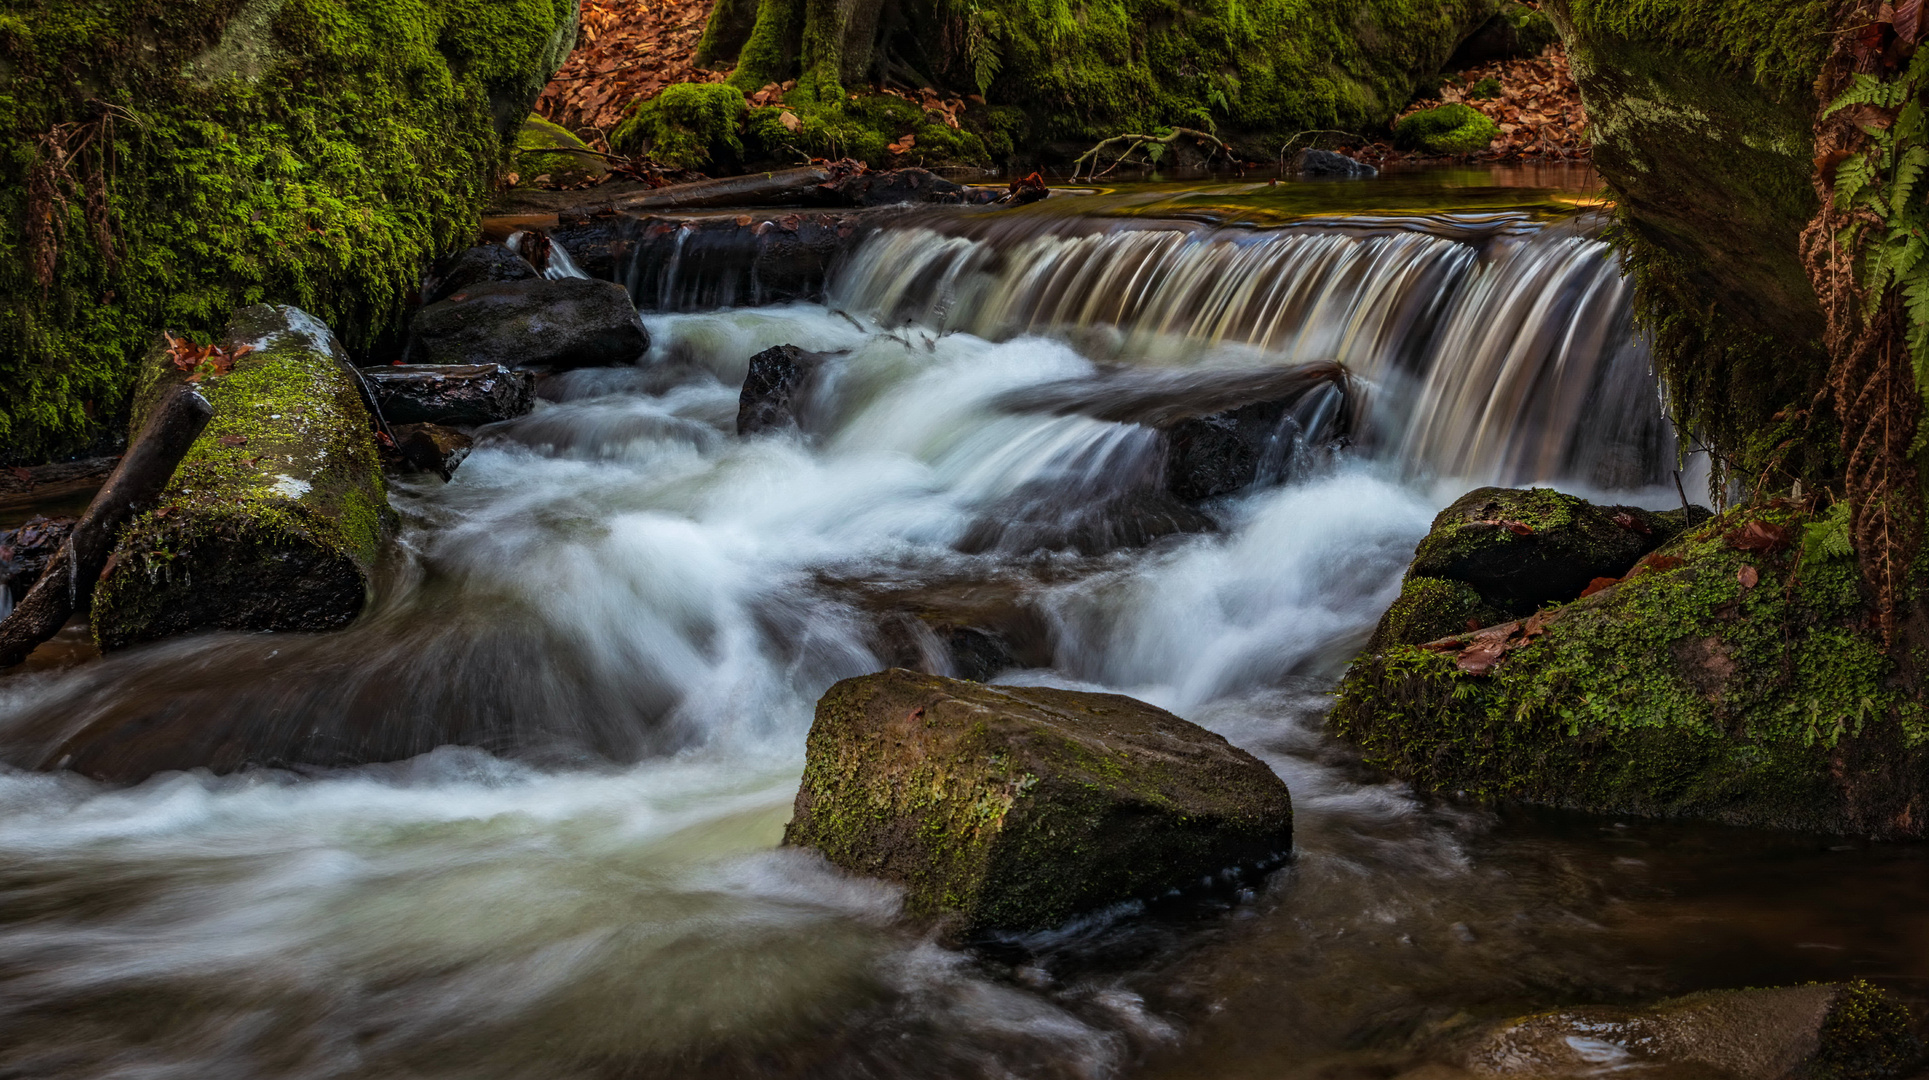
610;166;834;211
363;364;535;426
0;386;212;668
1070;127;1232;181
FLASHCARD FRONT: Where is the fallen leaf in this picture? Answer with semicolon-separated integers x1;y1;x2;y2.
779;110;801;133
1580;576;1620;598
1725;520;1793;554
1637;552;1685;573
1465;618;1482;631
735;214;753;226
1457;640;1508;675
1737;565;1759;589
218;434;248;447
1611;511;1651;535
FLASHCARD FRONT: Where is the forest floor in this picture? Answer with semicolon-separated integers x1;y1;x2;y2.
533;1;1590;172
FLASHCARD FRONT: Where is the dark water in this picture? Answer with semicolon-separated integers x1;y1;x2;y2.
0;168;1919;1079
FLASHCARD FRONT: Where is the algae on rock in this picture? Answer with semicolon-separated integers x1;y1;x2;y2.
92;305;391;650
0;0;580;462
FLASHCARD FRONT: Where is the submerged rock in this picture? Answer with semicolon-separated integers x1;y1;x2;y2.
384;423;474;481
363;363;535;426
1333;497;1929;837
819;569;1059;683
420;245;540;307
91;305;391;650
407;278;650;370
785;669;1293;934
1443;982;1918;1079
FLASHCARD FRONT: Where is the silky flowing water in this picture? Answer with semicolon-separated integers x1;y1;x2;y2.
1;173;1924;1079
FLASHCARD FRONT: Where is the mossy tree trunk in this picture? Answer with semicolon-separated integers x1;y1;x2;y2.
718;0;900;98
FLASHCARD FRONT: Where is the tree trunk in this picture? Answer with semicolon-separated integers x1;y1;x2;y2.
695;0;764;68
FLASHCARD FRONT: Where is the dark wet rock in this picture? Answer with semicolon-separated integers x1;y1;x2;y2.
0;516;75;606
738;344;823;435
785;669;1294;935
1441;982;1919;1080
822;570;1059;682
383;423;474;481
1291;148;1378;178
92;305;391;650
363;364;535;426
420;245;539;307
407;277;650;370
995;363;1357;504
553;210;893;310
1407;486;1682;618
1446;2;1559;68
957;486;1217;557
809;167;999;207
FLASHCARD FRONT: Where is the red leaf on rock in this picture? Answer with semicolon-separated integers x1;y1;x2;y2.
1737;565;1759;589
1638;552;1685;573
1457;640;1508;675
1580;576;1620;598
218;434;248;448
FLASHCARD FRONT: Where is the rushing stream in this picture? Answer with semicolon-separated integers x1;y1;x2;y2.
1;173;1924;1079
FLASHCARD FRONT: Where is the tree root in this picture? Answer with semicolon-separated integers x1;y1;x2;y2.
1069;127;1231;181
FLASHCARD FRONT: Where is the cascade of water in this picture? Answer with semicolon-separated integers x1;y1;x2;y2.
829;214;1669;491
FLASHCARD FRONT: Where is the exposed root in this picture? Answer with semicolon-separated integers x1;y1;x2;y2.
1069;127;1230;181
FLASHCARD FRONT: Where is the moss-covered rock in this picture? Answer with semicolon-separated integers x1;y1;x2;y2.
610;82;749;170
1542;0;1833;479
785;669;1294;934
91;305;391;649
1394;103;1501;154
690;0;1499;167
1332;496;1929;837
1407;486;1680;617
514;112;608;185
0;0;580;463
1447;982;1920;1080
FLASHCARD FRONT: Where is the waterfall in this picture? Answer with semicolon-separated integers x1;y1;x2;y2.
829;212;1668;491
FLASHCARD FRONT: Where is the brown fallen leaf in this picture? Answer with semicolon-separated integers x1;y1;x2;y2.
1637;552;1685;573
1737;565;1759;589
1457;640;1508;675
1579;576;1620;598
1725;520;1793;554
218;434;248;448
1611;511;1651;535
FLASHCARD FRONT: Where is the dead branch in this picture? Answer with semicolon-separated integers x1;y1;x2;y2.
1070;127;1231;181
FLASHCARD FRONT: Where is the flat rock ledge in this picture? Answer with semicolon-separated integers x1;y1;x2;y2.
784;669;1293;936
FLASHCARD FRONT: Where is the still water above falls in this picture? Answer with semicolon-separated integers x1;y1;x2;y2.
0;180;1920;1079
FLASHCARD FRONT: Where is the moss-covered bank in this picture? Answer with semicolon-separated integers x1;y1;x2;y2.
0;0;579;462
672;0;1499;167
91;305;390;649
1333;496;1929;837
1543;0;1833;481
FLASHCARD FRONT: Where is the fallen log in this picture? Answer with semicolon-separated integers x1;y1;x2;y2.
610;166;833;211
90;305;393;651
0;385;212;668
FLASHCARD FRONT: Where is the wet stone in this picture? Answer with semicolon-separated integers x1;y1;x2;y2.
784;669;1294;936
738;343;827;435
363;364;535;427
420;244;539;307
407;277;650;370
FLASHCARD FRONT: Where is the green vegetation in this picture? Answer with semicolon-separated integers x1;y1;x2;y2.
1394;104;1499;154
0;0;576;463
681;0;1498;166
515;113;608;184
1332;498;1929;836
610;82;749;169
1468;76;1501;99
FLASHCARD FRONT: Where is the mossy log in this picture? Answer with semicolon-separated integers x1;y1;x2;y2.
1332;495;1929;838
91;305;392;650
785;669;1293;935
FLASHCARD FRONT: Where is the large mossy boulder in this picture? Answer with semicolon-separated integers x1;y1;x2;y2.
0;0;580;462
785;669;1294;935
1333;496;1929;838
691;0;1500;165
91;305;390;649
514;112;608;185
1541;0;1832;469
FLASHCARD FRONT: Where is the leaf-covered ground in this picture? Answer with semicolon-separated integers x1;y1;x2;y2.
536;0;727;141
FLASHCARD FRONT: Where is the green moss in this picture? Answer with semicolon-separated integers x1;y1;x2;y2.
611;82;749;169
1366;576;1506;653
514;113;607;184
700;0;1497;166
1545;0;1832;483
1394;103;1499;154
1469;76;1501;99
1333;500;1929;836
739;89;991;167
0;0;576;463
90;307;390;647
1811;980;1922;1080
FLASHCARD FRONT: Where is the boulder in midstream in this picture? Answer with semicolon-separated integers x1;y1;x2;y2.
737;343;831;435
420;244;540;307
406;277;650;369
784;669;1293;935
362;364;535;427
91;305;392;650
